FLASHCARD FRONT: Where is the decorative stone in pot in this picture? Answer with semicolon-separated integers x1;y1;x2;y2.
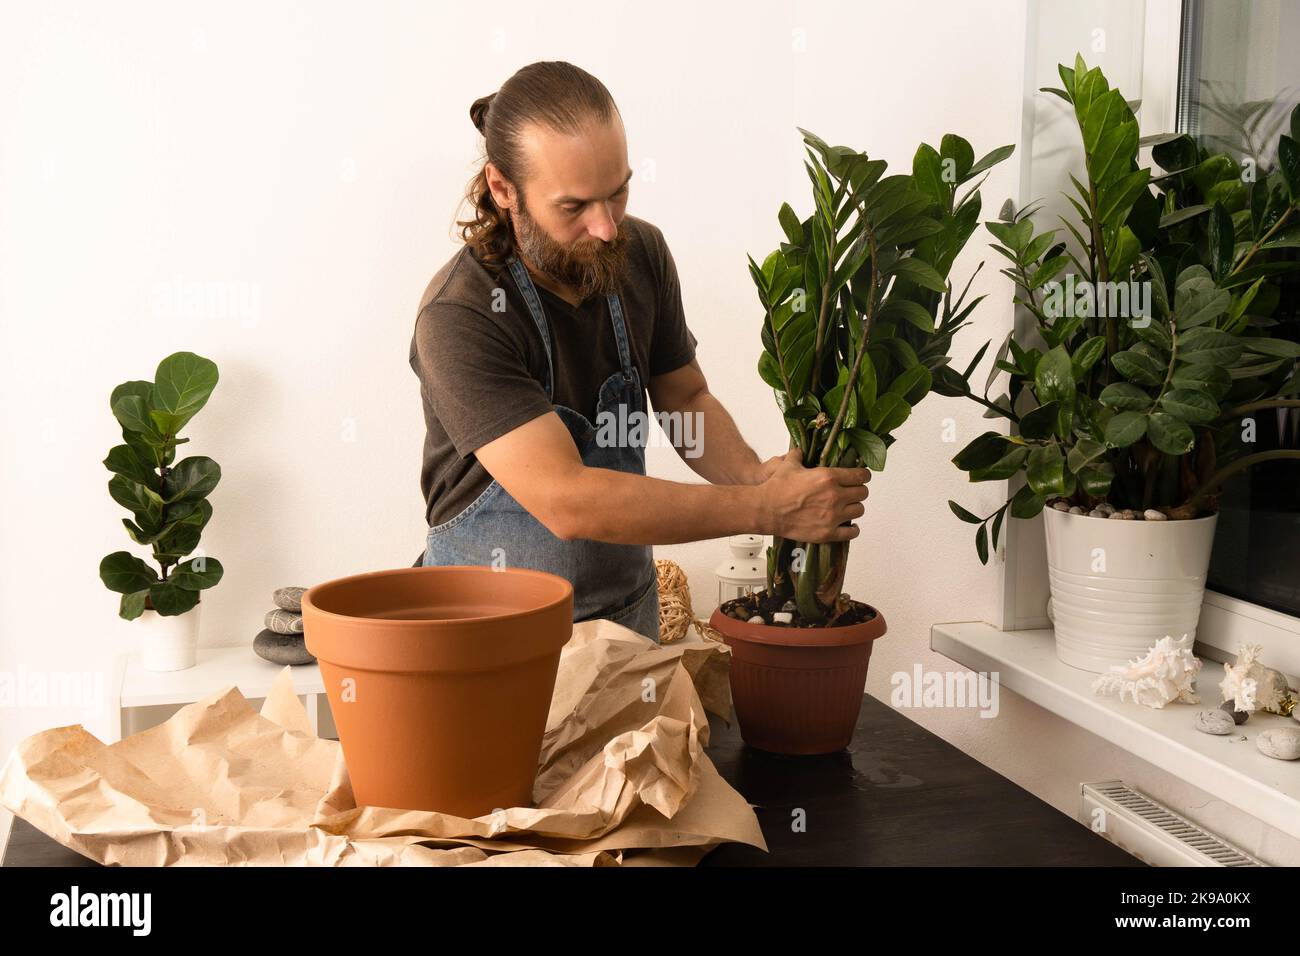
302;565;573;817
139;593;200;672
707;602;887;755
1042;506;1218;673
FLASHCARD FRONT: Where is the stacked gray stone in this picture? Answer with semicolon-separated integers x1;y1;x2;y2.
252;586;315;665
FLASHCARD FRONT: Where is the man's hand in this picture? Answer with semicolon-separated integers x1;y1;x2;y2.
751;453;785;484
756;448;871;543
471;414;870;546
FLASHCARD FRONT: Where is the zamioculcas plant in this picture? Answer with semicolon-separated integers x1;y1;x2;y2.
944;55;1300;562
99;351;225;616
750;128;1013;621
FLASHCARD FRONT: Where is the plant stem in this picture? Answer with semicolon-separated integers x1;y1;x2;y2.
1218;398;1300;419
1085;179;1116;384
1230;204;1296;276
1189;449;1300;508
965;386;1022;424
1144;319;1179;413
819;234;879;465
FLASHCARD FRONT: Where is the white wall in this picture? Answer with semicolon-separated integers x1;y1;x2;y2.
0;0;1016;751
9;0;1288;865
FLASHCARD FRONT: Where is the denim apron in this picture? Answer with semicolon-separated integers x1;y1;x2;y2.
422;254;661;643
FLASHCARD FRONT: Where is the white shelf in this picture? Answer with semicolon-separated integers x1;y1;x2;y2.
120;646;322;707
111;646;324;742
931;621;1300;842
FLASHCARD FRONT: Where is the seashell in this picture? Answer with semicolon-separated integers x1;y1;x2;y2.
1091;633;1202;708
1257;666;1294;716
1220;643;1288;715
747;615;765;624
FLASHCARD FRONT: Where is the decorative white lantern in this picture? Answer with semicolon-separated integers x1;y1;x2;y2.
716;534;767;606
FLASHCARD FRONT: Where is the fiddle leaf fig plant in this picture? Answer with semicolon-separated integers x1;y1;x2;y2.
752;127;1013;622
99;351;225;617
944;54;1300;563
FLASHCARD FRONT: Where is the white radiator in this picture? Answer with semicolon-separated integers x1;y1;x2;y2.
1080;780;1266;867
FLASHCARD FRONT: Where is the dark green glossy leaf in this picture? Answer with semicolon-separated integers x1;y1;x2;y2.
1176;327;1243;365
1026;443;1067;496
1206;202;1235;280
1103;410;1148;447
1147;411;1195;455
1159;388;1219;423
1111;348;1165;385
969;444;1029;481
100;551;159;594
148;580;201;616
1019;401;1059;440
168;556;224;590
152;352;219;436
1098;381;1151;411
952;430;1011;471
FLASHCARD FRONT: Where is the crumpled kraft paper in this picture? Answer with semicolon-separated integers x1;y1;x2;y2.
0;619;767;866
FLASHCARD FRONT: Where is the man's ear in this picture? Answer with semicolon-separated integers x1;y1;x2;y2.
484;162;517;213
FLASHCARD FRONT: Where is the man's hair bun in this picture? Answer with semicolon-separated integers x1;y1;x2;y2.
469;93;496;134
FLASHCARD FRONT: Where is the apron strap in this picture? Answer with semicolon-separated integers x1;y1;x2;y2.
505;255;555;400
507;254;637;394
605;293;636;386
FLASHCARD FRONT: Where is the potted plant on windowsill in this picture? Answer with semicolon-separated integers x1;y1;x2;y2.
707;127;1013;755
98;352;225;671
943;56;1300;673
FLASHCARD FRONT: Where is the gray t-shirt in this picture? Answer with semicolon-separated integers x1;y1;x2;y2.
409;214;698;528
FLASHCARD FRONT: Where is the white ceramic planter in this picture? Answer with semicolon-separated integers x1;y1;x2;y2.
139;599;201;671
1042;506;1218;673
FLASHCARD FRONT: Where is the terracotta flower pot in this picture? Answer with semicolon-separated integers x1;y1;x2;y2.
708;602;887;755
302;565;573;817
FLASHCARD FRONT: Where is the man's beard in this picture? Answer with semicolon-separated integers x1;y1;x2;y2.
513;194;629;300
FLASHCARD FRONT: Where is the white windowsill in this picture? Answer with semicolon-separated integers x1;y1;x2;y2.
930;621;1300;842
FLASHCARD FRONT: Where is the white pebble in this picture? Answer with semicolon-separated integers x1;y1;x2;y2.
1088;509;1106;518
1068;505;1085;515
1256;728;1300;760
772;611;793;624
1143;509;1166;521
747;615;765;624
1051;500;1070;511
1194;710;1235;735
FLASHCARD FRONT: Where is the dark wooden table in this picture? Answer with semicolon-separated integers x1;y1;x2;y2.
3;693;1138;867
699;694;1141;866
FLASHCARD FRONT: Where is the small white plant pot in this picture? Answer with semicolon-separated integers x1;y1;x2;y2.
139;600;201;671
1043;506;1218;674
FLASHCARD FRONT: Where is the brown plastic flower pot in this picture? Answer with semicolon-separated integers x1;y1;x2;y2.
302;565;573;817
708;605;887;755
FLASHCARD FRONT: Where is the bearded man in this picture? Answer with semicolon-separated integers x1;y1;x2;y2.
409;60;870;642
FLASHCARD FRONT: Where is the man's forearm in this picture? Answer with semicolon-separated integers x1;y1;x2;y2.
667;389;765;485
553;466;767;545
